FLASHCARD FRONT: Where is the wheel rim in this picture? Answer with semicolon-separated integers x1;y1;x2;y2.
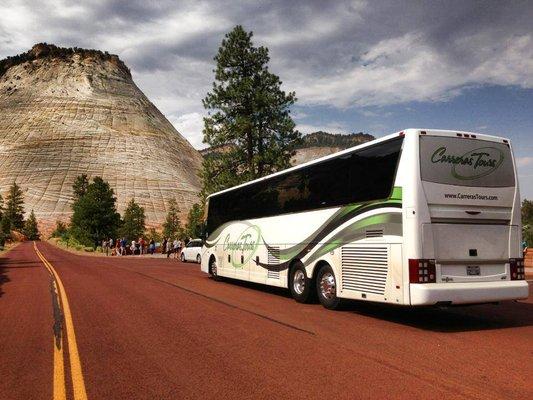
197;255;201;263
181;254;184;261
320;272;336;299
293;270;306;295
211;261;217;276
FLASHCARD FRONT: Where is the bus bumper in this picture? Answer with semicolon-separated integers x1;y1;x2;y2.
410;281;529;305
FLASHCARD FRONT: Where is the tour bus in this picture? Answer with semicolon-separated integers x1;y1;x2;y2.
200;129;529;309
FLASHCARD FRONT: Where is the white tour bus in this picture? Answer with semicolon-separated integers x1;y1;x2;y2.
200;129;529;309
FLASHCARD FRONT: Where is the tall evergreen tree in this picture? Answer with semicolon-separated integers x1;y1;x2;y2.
185;203;204;239
70;176;121;246
4;182;25;231
73;174;89;199
162;198;182;239
51;220;68;238
202;25;301;196
23;209;40;240
119;199;146;241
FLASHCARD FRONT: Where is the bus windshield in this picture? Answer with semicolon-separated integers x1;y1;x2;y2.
419;135;515;188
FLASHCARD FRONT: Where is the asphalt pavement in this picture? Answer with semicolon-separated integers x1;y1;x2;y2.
1;241;532;400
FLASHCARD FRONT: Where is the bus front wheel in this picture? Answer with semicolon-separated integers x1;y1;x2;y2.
209;257;221;281
289;262;315;303
316;264;341;310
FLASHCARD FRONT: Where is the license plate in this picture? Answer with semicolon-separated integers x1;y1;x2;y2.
467;266;480;276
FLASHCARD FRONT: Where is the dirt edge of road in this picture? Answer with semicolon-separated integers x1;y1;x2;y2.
0;241;21;256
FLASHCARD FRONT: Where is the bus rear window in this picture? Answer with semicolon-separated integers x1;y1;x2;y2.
419;136;515;188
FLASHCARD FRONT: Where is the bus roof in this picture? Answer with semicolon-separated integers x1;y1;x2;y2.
206;128;510;199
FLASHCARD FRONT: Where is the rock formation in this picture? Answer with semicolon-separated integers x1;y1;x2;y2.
200;131;375;166
290;131;375;165
0;44;202;232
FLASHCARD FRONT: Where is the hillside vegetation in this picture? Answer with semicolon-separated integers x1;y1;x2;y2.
0;43;130;78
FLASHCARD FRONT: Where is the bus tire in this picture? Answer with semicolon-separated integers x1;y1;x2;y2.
289;262;314;303
316;264;341;310
209;256;221;281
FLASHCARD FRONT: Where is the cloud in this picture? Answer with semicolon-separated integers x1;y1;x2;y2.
517;157;533;167
168;112;206;150
1;0;532;148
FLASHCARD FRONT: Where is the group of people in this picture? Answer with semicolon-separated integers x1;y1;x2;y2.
161;238;183;258
100;237;185;258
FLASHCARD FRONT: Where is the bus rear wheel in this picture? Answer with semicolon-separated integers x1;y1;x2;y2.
289;262;315;303
316;264;341;310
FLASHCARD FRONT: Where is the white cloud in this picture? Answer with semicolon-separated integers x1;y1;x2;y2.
1;0;532;150
517;157;533;167
286;32;533;108
169;112;206;149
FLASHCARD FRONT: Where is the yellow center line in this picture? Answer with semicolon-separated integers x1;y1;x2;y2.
34;242;88;400
51;280;67;400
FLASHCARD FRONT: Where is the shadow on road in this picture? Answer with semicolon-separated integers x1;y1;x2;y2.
341;300;533;333
219;277;292;299
216;276;532;333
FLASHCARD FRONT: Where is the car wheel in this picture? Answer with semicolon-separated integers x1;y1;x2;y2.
289;262;315;303
316;264;341;310
180;253;185;262
196;254;201;264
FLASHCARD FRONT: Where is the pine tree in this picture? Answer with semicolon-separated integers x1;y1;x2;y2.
119;199;146;241
23;209;40;240
185;203;204;239
4;182;25;231
202;25;301;196
70;176;121;247
73;174;89;199
51;220;68;238
146;227;162;244
162;198;182;239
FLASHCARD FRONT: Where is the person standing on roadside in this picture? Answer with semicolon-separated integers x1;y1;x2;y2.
138;237;145;255
166;238;173;258
149;239;155;255
177;238;183;259
121;237;127;256
173;238;179;259
162;238;167;255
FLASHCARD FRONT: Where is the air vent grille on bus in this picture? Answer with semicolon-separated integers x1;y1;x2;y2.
365;229;384;238
341;246;388;295
267;247;280;279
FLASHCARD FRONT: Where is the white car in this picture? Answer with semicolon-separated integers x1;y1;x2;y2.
180;239;203;263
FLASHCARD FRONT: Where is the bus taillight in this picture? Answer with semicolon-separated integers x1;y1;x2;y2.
409;259;436;283
509;259;525;280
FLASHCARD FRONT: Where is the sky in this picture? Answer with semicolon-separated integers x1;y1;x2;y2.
1;0;532;197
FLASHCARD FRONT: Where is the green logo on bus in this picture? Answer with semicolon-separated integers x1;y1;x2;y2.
431;146;504;180
223;225;261;268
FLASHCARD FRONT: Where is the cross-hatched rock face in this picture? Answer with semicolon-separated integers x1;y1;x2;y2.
0;44;202;232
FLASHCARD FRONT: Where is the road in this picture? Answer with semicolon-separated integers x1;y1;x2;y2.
1;241;532;400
